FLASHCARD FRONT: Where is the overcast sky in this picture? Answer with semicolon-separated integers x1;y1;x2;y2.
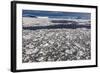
23;10;91;19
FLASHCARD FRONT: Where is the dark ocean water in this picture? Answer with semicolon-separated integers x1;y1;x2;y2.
23;24;91;30
22;10;91;19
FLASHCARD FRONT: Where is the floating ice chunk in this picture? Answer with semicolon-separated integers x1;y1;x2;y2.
37;57;44;62
26;43;34;48
48;40;54;44
23;35;31;40
26;49;34;54
78;50;84;56
43;43;49;47
65;50;73;54
26;48;39;54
